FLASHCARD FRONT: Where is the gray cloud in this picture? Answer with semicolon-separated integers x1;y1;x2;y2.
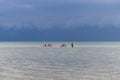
0;0;120;29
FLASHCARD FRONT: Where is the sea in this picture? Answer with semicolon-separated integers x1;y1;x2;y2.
0;42;120;80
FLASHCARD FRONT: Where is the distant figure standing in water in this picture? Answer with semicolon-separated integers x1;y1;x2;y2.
71;42;74;48
44;44;47;47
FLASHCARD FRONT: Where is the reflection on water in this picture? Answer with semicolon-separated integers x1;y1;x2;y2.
0;42;120;80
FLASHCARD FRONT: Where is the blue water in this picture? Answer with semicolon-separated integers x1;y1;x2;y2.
0;42;120;80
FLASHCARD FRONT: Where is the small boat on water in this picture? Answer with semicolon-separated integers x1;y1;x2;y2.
60;44;67;47
44;43;53;47
44;43;74;48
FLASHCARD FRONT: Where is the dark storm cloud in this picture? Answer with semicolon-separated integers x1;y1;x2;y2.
0;0;120;29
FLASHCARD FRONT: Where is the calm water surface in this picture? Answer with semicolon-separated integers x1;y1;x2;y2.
0;42;120;80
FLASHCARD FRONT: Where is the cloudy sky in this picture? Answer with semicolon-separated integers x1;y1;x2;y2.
0;0;120;41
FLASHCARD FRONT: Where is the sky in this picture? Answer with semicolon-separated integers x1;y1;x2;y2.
0;0;120;41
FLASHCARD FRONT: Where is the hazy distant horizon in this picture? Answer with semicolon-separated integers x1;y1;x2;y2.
0;26;119;41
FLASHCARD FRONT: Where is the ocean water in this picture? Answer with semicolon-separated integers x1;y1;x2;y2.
0;42;120;80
